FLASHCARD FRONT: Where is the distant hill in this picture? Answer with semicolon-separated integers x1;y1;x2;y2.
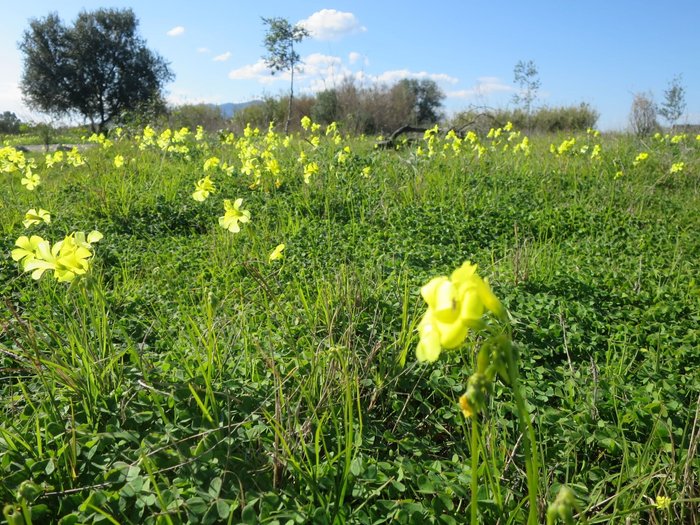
217;101;263;118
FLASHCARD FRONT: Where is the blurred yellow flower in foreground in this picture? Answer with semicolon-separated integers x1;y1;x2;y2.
416;261;504;363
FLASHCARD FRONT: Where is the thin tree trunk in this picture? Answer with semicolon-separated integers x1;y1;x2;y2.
285;65;294;134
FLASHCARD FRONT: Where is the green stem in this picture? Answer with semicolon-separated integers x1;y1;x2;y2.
506;348;540;525
471;416;479;525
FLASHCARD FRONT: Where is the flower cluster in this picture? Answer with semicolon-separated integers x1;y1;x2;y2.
12;231;103;283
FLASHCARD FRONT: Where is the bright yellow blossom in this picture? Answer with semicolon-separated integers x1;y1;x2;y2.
416;261;504;363
303;162;319;184
670;162;685;174
633;152;649;165
192;175;216;201
301;116;312;131
218;198;251;233
269;243;285;262
21;171;41;190
16;231;102;282
203;157;221;172
655;495;671;510
113;154;124;168
22;208;51;228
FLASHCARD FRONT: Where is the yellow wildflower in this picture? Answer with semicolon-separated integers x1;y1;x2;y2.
218;198;251;233
670;162;685;174
269;243;285;262
303;162;319;184
192;175;216;201
655;495;671;510
416;261;504;363
22;208;51;228
301;116;312;131
21;171;41;191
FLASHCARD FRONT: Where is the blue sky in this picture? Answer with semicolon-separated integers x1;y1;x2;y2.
1;1;699;130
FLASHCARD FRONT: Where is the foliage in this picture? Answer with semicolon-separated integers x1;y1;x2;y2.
312;89;341;125
1;121;699;524
658;74;687;128
168;103;228;132
512;59;541;118
453;103;599;134
629;92;660;136
261;17;309;133
393;78;445;125
0;112;21;134
18;8;173;133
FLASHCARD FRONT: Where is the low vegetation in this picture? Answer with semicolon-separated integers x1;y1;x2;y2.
1;121;699;524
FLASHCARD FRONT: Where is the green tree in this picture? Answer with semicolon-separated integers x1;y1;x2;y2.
19;9;173;133
658;74;686;128
395;78;445;125
312;89;340;124
512;60;541;125
0;111;21;134
261;17;309;133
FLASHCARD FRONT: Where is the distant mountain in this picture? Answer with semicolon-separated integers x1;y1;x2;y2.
216;101;263;118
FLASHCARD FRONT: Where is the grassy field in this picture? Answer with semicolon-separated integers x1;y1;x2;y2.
1;123;699;524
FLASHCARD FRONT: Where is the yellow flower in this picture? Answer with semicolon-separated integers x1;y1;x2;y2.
192;175;216;201
301;116;312;131
203;156;220;172
66;147;85;167
21;171;41;190
361;166;371;178
459;393;476;419
670;162;685;174
633;152;649;166
218;198;251;233
20;231;101;282
655;495;671;510
113;154;124;168
269;243;285;262
11;235;45;265
265;157;281;176
22;208;51;228
303;162;319;184
416;261;504;363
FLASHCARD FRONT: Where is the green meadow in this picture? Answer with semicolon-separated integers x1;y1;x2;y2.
1;123;698;524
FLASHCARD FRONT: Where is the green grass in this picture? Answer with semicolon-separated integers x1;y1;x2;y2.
1;126;699;524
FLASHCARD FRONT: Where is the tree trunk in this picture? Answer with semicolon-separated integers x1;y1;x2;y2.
285;65;294;134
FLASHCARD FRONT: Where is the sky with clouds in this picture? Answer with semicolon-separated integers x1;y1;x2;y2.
1;0;699;130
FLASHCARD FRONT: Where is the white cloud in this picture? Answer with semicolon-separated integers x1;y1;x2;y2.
348;52;369;66
374;69;458;85
197;47;210;54
228;59;277;84
213;52;231;62
227;53;458;98
447;77;514;99
299;9;366;41
166;26;185;37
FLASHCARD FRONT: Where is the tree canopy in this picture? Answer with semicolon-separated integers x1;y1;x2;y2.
261;17;308;133
393;78;445;125
19;8;173;132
